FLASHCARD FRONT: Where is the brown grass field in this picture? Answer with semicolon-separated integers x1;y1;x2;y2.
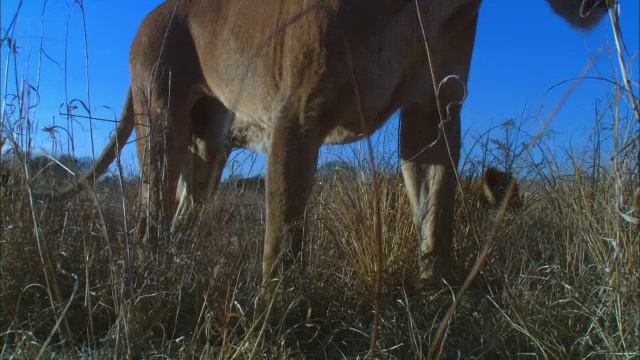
2;132;638;358
1;4;639;360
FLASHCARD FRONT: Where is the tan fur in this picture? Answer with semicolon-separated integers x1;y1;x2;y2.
61;0;606;287
462;167;522;211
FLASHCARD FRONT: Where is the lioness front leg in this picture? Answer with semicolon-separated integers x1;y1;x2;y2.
262;120;320;286
400;8;478;287
400;101;461;287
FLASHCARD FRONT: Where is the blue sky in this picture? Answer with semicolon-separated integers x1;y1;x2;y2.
2;0;638;177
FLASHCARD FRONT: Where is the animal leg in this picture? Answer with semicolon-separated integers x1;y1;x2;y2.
400;9;478;287
400;100;461;287
172;97;233;234
262;120;320;284
133;89;191;242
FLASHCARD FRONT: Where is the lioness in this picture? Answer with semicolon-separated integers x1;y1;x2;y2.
56;0;607;287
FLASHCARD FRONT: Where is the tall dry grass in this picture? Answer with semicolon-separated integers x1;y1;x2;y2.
1;2;638;359
2;123;637;358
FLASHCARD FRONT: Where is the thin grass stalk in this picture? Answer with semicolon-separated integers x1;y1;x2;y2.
35;1;78;345
607;3;640;123
62;3;75;157
34;271;79;360
73;2;102;348
412;1;484;356
74;1;97;185
607;2;640;210
341;37;384;359
20;88;73;356
412;2;514;358
1;0;23;130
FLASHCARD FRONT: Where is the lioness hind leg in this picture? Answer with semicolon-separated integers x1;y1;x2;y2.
152;108;192;241
128;0;203;243
172;96;233;235
262;119;321;287
130;86;193;243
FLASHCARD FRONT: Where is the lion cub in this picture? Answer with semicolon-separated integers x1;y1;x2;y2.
460;167;522;211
